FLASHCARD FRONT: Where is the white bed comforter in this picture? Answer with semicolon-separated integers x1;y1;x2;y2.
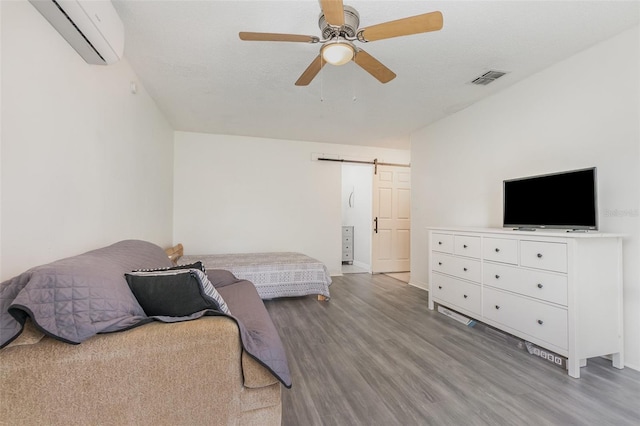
180;252;332;300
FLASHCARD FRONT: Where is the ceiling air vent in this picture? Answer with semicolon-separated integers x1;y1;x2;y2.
471;70;508;86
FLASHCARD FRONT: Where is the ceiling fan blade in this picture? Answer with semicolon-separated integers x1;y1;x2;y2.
320;0;345;26
239;32;318;43
353;49;396;84
295;55;326;86
359;11;443;42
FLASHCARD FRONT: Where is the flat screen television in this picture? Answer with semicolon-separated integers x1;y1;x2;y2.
503;167;598;231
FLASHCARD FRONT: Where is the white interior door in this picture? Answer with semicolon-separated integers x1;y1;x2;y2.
372;165;411;273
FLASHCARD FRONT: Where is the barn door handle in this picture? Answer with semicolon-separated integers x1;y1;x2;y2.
374;217;378;234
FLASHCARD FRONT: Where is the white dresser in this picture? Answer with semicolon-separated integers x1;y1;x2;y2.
428;227;624;378
342;226;354;264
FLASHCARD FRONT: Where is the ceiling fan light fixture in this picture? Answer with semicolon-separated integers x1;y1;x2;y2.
239;3;444;85
321;41;355;66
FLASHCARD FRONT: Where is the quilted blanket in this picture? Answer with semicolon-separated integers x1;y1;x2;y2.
0;240;291;388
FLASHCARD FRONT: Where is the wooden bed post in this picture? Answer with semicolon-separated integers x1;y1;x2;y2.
165;243;184;264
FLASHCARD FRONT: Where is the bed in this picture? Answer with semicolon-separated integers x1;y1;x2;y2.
167;244;332;301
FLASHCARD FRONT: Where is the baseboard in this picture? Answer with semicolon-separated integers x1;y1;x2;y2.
620;361;639;372
408;280;428;291
353;260;371;271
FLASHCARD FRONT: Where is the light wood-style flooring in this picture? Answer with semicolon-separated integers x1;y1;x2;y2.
264;273;640;426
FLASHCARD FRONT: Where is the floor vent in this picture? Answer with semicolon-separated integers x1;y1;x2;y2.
471;70;508;85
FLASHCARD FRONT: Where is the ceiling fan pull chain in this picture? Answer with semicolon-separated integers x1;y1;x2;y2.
352;63;357;102
320;56;324;102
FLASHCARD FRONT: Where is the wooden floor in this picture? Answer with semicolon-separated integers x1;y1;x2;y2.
264;273;640;426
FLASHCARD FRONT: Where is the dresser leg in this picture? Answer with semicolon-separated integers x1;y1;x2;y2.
612;352;624;369
568;358;581;378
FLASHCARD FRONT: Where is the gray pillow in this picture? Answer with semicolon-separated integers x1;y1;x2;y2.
134;261;205;273
125;269;230;317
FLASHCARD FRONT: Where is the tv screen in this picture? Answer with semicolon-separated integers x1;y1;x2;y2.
503;168;597;230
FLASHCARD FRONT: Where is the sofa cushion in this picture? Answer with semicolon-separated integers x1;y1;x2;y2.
125;269;230;316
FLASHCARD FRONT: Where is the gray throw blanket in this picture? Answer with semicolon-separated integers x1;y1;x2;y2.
0;240;291;388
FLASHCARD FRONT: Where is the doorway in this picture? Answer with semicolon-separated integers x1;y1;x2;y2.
341;163;411;278
341;163;372;274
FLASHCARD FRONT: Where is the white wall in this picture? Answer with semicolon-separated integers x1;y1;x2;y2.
0;0;3;280
341;164;373;270
411;26;640;370
0;1;174;280
173;132;409;275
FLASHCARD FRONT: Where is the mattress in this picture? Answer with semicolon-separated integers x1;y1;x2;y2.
180;252;332;300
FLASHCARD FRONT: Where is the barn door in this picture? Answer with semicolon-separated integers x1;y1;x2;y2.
371;165;411;273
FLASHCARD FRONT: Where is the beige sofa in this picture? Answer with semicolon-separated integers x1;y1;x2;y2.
0;241;284;425
1;318;281;425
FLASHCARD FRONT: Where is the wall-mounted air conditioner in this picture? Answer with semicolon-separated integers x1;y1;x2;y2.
29;0;124;65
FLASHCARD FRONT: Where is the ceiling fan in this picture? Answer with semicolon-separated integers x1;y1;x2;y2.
239;0;443;86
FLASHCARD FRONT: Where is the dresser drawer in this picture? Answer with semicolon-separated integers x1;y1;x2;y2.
432;233;453;253
483;263;568;306
342;243;352;252
520;241;567;273
342;226;353;237
342;251;352;261
454;235;481;259
432;252;481;283
483;288;568;350
432;273;481;316
483;237;518;264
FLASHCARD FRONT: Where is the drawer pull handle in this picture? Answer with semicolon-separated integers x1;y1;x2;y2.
438;286;442;290
463;244;468;248
438;262;442;266
438;241;443;245
537;253;543;258
463;267;468;272
537;283;544;289
495;305;500;310
463;294;468;299
495;248;500;252
495;274;500;279
537;320;544;325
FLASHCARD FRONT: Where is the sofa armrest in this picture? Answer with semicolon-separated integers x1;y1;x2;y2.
242;351;279;388
207;269;240;288
0;316;280;425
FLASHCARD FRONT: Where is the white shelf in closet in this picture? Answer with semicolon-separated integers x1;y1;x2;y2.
342;226;354;264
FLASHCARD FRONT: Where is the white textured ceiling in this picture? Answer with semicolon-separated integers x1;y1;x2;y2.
112;0;639;149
